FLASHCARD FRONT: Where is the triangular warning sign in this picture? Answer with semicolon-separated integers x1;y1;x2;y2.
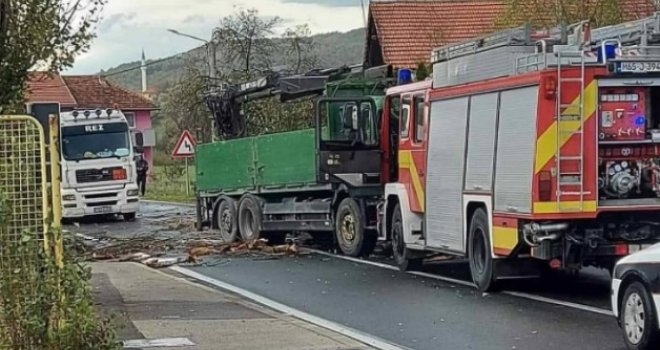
172;130;196;158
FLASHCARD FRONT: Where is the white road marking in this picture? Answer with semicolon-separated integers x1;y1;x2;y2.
502;291;613;316
307;249;614;317
123;337;195;348
170;265;411;350
308;249;475;288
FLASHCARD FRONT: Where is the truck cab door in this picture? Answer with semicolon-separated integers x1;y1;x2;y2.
316;98;382;187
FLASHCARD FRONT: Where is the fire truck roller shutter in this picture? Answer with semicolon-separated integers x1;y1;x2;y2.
494;86;539;214
465;92;499;192
425;97;469;252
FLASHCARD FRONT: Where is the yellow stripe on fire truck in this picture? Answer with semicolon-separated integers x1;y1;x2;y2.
534;80;598;174
399;150;425;211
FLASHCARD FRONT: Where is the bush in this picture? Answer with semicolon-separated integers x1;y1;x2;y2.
0;195;120;350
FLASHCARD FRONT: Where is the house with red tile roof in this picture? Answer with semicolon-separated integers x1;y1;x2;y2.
364;0;657;68
25;73;158;172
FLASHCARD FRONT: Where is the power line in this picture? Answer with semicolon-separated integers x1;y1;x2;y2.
101;54;191;77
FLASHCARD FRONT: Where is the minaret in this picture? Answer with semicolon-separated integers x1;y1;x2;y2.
141;49;147;93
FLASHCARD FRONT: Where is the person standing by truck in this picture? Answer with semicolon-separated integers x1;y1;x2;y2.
136;154;149;196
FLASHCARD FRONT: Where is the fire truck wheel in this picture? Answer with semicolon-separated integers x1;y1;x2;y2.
335;197;369;257
620;281;660;350
238;194;263;242
468;208;498;292
392;203;422;271
213;196;238;243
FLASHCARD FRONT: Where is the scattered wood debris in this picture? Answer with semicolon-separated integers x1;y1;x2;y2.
186;239;299;264
76;232;301;269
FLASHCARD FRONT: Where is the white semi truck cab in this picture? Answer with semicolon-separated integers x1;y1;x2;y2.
59;109;142;220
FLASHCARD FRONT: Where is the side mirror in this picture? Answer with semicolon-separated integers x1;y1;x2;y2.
133;131;144;153
134;131;144;147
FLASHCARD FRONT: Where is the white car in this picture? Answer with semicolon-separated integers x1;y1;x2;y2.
612;243;660;350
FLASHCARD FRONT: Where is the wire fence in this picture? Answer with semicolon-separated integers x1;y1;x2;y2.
0;115;51;348
0;115;48;257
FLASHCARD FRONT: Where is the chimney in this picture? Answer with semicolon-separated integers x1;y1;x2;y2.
141;49;147;93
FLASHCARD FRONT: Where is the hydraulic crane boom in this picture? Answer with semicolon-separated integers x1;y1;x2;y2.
205;64;393;138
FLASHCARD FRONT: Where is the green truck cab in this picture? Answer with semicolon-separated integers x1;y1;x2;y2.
196;65;395;257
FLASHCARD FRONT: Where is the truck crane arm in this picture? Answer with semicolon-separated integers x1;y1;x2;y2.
205;64;393;139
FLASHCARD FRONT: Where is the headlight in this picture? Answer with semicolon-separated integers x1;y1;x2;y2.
62;194;76;201
127;189;139;197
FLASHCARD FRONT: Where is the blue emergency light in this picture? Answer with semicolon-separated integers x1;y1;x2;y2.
398;68;413;85
598;44;618;63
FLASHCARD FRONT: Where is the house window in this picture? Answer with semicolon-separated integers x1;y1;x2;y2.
124;112;136;128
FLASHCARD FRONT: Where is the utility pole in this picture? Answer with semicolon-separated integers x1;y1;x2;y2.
167;28;218;142
207;36;218;142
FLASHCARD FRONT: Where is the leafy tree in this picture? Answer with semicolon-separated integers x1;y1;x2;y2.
159;65;213;153
415;62;430;81
207;8;319;138
283;24;318;74
213;8;282;79
0;0;106;111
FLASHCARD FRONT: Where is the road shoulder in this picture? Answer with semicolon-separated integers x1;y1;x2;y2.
91;262;372;350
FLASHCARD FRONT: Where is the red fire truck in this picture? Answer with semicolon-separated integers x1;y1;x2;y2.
375;14;660;291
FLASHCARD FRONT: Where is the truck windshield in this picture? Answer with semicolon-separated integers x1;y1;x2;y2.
319;100;378;147
61;123;130;160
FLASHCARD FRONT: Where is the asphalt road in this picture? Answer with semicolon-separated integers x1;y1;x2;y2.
186;253;622;350
68;201;626;350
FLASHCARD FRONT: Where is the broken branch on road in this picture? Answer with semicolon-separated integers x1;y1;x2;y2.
74;231;301;269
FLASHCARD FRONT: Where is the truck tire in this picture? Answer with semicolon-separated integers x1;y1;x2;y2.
335;197;373;257
238;194;263;241
620;281;660;350
391;203;422;271
123;212;136;222
468;208;498;292
213;196;238;243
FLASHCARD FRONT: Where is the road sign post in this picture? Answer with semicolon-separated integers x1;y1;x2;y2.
185;158;190;195
172;130;196;196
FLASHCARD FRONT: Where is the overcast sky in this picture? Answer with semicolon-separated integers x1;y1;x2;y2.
67;0;365;74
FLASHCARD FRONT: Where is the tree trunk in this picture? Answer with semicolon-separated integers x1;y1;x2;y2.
0;0;9;44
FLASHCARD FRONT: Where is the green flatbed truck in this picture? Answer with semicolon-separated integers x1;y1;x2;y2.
195;65;397;257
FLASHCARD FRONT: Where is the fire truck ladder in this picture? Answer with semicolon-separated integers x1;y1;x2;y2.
555;49;587;211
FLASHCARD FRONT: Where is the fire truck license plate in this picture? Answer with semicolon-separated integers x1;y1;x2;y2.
93;206;112;214
620;61;660;73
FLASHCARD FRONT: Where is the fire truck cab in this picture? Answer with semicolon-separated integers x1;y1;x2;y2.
381;13;660;291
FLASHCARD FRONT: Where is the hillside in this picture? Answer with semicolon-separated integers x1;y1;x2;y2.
103;28;366;93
